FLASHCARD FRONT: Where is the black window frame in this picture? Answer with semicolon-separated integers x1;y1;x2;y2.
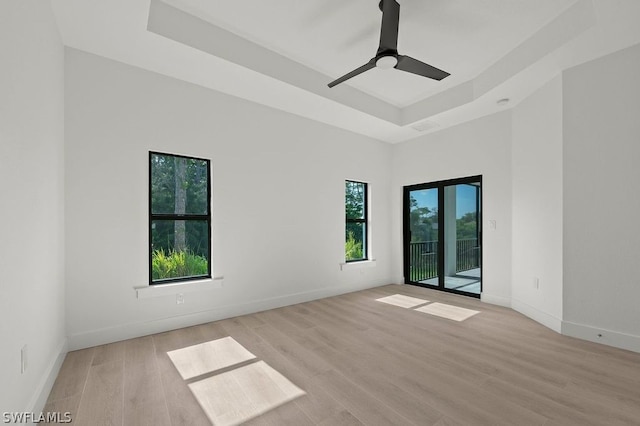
149;151;212;285
345;180;368;263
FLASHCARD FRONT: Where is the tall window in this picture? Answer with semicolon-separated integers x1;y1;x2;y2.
150;152;211;284
345;180;368;262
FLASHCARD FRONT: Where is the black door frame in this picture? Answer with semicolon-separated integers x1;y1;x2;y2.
403;175;483;298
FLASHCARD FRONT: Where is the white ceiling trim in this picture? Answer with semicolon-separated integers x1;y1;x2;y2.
147;0;400;124
50;0;640;144
404;0;596;125
148;0;595;128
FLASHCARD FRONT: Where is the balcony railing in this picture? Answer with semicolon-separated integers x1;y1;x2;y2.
408;239;479;282
456;238;480;273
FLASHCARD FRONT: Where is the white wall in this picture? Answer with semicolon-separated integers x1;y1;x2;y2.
0;0;66;413
64;49;393;349
562;42;640;351
511;76;563;332
389;45;640;352
391;112;513;306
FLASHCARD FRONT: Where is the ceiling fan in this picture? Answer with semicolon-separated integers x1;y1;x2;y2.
328;0;450;88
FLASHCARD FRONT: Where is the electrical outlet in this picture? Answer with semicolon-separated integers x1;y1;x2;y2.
176;293;185;305
21;345;28;374
533;277;540;289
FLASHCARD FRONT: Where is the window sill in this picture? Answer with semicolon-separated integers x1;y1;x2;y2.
135;276;224;299
339;259;377;271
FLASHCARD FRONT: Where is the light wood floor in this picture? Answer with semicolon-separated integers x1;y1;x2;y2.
44;284;640;425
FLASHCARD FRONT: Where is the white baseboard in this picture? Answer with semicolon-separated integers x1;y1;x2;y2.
562;321;640;353
68;280;392;350
511;298;562;333
480;293;511;308
27;338;68;415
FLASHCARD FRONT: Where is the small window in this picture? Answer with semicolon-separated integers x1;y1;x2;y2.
149;152;211;284
345;180;368;262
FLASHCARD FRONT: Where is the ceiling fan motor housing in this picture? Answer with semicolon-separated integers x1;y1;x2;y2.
376;55;398;69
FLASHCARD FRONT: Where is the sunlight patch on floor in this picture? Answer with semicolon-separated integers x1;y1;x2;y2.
415;302;479;322
189;360;306;426
375;294;429;308
167;336;256;380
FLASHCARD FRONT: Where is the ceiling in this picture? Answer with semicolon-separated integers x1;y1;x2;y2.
51;0;640;143
159;0;575;107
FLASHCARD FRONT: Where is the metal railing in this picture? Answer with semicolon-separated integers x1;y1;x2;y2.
408;241;439;282
456;238;480;273
408;239;479;282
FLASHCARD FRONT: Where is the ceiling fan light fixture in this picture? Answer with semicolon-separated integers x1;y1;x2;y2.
376;55;398;69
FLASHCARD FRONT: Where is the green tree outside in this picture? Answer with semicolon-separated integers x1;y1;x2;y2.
345;181;366;261
150;153;209;281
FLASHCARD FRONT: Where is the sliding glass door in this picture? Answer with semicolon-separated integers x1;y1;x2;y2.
443;182;481;294
403;176;482;297
406;187;440;287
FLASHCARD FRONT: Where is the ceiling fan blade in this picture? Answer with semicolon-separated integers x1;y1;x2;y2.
378;0;400;53
328;59;377;88
395;55;450;81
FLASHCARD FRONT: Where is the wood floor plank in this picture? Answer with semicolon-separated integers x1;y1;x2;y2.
481;376;595;426
220;322;348;424
314;369;420;426
124;335;155;368
313;342;444;425
42;394;81;425
250;322;333;377
217;316;266;349
254;343;347;424
235;312;266;329
333;291;570;389
45;284;640;425
291;380;348;425
218;318;343;421
317;410;364;426
309;295;492;388
92;340;126;366
432;416;467;426
398;370;547;426
123;359;171;426
310;309;547;425
151;328;185;354
562;380;640;424
156;355;212;425
190;321;230;342
46;347;94;402
274;305;316;330
253;308;323;351
241;399;315;426
152;326;215;425
74;360;124;426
